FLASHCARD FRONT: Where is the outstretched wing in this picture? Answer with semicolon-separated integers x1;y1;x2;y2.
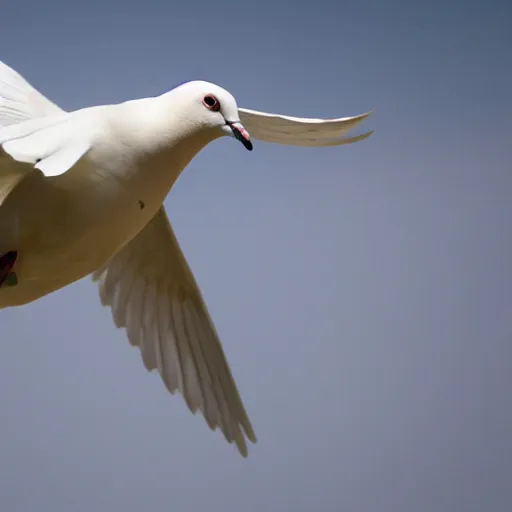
92;208;257;457
238;107;373;147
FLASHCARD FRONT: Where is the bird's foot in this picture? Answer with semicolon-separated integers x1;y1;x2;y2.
0;251;18;287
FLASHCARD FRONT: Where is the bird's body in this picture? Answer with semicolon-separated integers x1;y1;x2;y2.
0;60;373;456
0;97;215;306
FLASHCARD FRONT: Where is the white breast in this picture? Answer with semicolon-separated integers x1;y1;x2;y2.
0;156;167;307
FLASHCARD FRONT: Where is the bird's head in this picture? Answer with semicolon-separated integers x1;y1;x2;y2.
164;80;253;151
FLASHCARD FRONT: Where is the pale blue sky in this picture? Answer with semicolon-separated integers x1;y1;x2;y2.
0;1;511;511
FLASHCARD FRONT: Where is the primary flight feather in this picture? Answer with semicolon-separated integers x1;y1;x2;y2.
0;60;373;457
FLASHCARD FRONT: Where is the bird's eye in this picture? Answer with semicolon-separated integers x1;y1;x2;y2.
203;94;220;112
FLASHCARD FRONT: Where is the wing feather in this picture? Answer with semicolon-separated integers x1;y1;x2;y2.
0;113;93;177
239;107;373;147
0;61;94;178
92;207;256;457
0;60;64;128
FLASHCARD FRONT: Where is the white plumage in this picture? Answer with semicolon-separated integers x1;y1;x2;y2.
0;60;373;456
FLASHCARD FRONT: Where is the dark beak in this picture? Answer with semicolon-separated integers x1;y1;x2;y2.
226;120;253;151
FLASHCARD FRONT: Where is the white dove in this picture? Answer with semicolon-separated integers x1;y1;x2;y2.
0;59;373;456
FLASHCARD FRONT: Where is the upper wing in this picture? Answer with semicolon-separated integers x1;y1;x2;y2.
0;60;65;127
0;114;93;177
0;60;90;178
238;107;373;147
92;208;257;457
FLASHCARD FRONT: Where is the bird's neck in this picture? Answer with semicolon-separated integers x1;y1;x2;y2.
110;96;221;193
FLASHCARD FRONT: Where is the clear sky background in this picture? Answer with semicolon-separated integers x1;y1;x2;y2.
0;1;511;511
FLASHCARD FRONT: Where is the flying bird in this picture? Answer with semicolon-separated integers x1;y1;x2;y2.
0;60;373;456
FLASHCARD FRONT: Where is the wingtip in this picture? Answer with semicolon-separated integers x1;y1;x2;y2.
349;129;375;144
238;444;249;458
347;109;374;122
354;109;374;123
